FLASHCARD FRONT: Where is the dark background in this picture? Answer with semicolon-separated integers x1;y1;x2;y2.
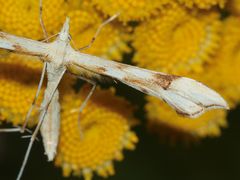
0;105;240;180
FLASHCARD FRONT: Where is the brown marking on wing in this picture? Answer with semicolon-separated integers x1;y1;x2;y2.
205;104;226;109
12;44;40;56
140;87;148;94
44;54;50;61
176;108;203;117
0;32;6;39
193;102;225;110
115;64;126;70
12;44;24;52
123;77;151;94
67;62;112;83
95;67;106;73
153;74;180;90
123;77;146;86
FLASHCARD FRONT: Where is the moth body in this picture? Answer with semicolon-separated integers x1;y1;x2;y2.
39;21;70;160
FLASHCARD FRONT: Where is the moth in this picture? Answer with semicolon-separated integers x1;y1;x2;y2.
0;21;229;116
0;7;228;180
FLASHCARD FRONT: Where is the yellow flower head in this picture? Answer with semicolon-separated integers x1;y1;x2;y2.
55;86;138;179
178;0;226;9
195;16;240;108
0;0;69;39
0;0;130;61
146;96;227;143
0;54;42;125
0;53;74;125
91;0;171;22
0;54;43;71
133;4;221;75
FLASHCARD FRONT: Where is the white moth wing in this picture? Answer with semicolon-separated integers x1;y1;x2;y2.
69;52;229;118
169;77;228;110
159;90;204;117
0;32;48;57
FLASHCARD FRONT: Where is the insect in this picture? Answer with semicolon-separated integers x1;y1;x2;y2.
0;1;229;180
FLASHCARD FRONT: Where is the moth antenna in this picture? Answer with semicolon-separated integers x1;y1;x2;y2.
39;0;48;40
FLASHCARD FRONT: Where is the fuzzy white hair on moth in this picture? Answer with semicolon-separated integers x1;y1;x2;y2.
0;2;229;180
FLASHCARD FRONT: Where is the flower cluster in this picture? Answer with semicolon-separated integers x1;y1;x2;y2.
133;3;221;74
131;0;240;141
0;0;239;179
55;86;138;179
0;54;43;125
178;0;226;9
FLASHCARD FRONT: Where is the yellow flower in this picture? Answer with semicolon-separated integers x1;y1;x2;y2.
178;0;226;9
146;96;227;143
68;9;131;61
133;4;221;75
194;16;240;108
91;0;171;22
0;53;75;125
0;0;130;61
0;0;69;39
55;86;138;179
0;54;42;125
0;54;43;71
132;4;232;142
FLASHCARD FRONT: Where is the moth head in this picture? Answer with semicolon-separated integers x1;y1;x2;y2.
58;17;71;43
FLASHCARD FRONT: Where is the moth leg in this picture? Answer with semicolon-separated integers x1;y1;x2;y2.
21;0;49;133
41;33;59;42
77;77;96;139
0;126;32;134
21;135;40;142
16;69;66;180
0;126;39;141
39;0;48;40
0;127;22;133
39;0;59;43
78;13;120;51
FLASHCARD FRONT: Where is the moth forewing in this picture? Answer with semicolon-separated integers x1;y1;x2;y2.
0;19;229;120
0;32;48;57
68;51;228;118
168;77;228;110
